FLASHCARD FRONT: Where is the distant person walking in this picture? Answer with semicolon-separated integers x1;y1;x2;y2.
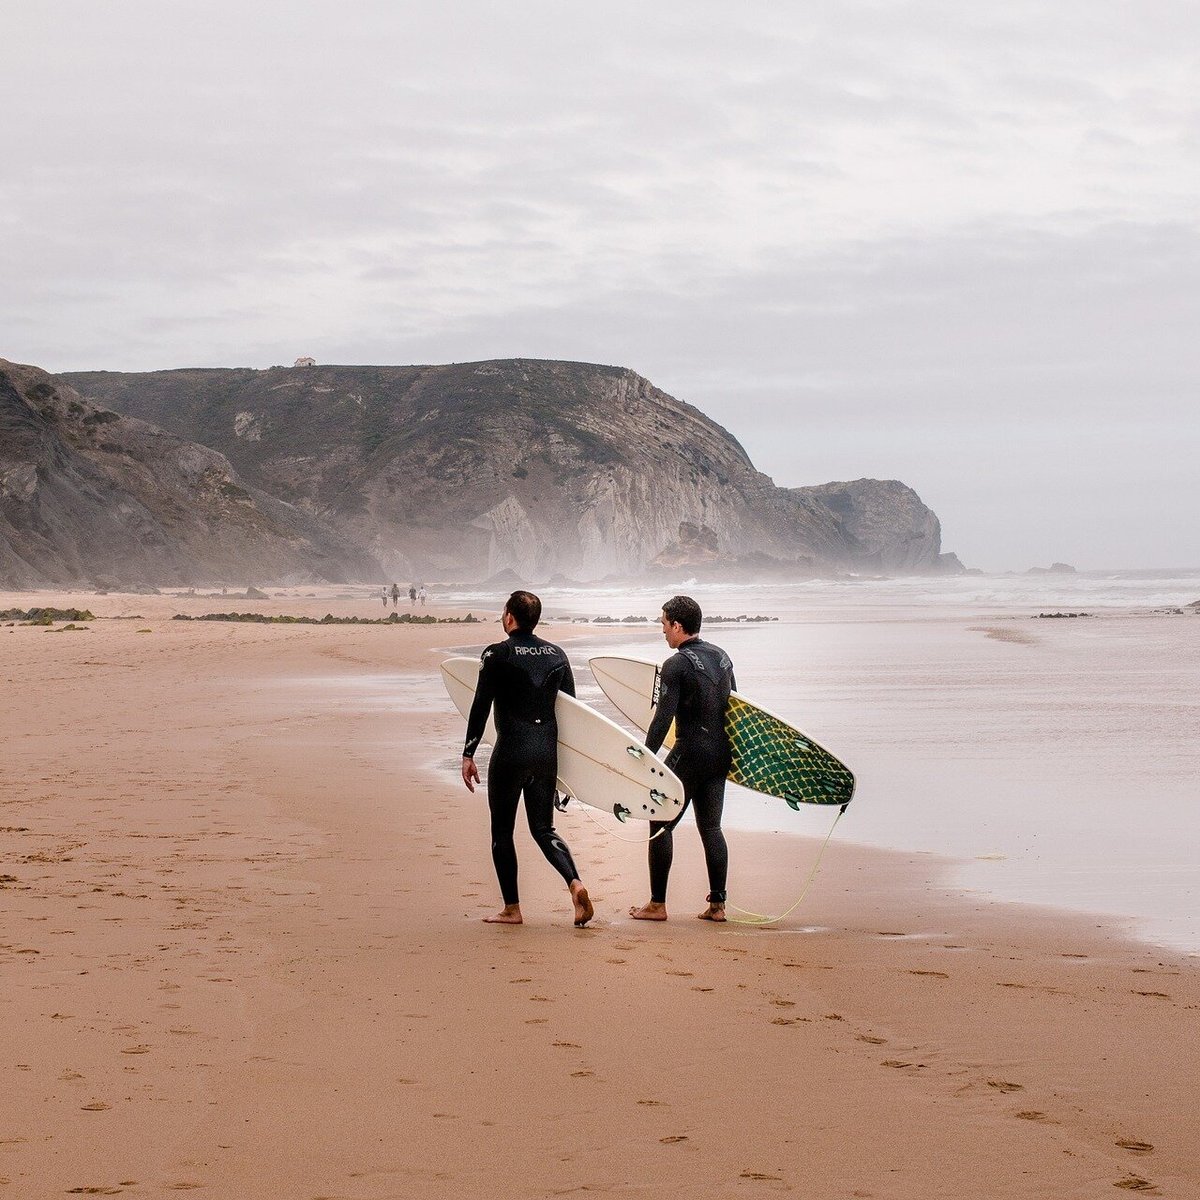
408;584;417;608
418;585;427;607
630;594;735;923
390;583;400;609
460;590;593;927
381;587;389;608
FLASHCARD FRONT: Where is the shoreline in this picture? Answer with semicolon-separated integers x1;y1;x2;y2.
8;586;1196;954
7;585;1197;952
3;592;1199;1195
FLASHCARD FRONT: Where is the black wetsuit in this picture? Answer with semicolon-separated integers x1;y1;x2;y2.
644;637;736;904
463;631;581;904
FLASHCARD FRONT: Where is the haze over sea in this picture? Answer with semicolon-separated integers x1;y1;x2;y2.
436;570;1200;953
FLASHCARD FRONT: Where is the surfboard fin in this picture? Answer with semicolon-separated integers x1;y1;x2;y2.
554;791;570;812
613;804;631;823
625;745;644;759
648;788;667;807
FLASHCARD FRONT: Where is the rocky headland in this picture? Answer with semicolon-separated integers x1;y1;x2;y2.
48;357;959;585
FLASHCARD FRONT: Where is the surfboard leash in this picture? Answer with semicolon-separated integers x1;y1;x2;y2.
726;804;846;926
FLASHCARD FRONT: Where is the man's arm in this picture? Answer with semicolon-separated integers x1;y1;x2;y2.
645;655;683;755
462;649;499;790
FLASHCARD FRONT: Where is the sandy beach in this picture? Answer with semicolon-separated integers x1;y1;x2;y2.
3;590;1198;1198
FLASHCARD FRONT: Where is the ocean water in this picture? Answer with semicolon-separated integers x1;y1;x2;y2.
436;571;1200;951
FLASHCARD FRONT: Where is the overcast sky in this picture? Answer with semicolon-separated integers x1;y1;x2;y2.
4;1;1197;570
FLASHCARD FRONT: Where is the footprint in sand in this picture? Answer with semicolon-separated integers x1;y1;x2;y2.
855;1034;886;1045
660;1135;688;1144
1015;1111;1047;1121
987;1080;1024;1093
909;970;949;978
1113;1176;1159;1193
1116;1140;1154;1154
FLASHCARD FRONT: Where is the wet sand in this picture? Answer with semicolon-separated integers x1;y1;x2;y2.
2;590;1198;1198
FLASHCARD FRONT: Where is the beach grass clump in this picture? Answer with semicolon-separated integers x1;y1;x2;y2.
2;607;97;624
589;613;778;624
172;611;480;625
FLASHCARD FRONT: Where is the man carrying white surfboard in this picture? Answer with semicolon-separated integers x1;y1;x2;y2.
630;595;735;923
461;590;594;927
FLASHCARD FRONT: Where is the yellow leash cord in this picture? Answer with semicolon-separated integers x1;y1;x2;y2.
726;806;846;926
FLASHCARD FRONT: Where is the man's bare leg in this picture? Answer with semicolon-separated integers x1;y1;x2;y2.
697;901;726;922
570;880;594;927
483;903;523;924
629;900;668;921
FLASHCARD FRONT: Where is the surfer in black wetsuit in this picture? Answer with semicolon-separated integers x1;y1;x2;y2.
630;595;735;923
461;590;593;927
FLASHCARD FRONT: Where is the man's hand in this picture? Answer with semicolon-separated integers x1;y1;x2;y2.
462;756;480;792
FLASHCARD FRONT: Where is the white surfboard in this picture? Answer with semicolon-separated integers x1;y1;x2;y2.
440;656;685;822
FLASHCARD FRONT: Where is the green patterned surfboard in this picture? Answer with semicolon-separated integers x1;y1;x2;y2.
724;693;855;809
590;656;855;811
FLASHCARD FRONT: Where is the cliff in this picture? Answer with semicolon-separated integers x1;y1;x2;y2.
0;360;377;588
60;359;949;582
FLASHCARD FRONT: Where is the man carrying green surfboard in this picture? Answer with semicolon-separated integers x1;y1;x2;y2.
630;595;735;923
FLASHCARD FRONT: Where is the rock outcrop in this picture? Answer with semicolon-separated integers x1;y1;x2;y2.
784;478;944;571
1026;562;1077;574
0;360;378;588
59;358;953;582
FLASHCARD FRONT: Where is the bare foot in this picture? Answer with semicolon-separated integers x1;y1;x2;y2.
571;882;594;927
483;904;523;924
629;901;668;921
697;904;726;922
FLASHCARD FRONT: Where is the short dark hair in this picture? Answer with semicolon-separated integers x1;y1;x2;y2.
505;590;542;632
662;594;701;635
